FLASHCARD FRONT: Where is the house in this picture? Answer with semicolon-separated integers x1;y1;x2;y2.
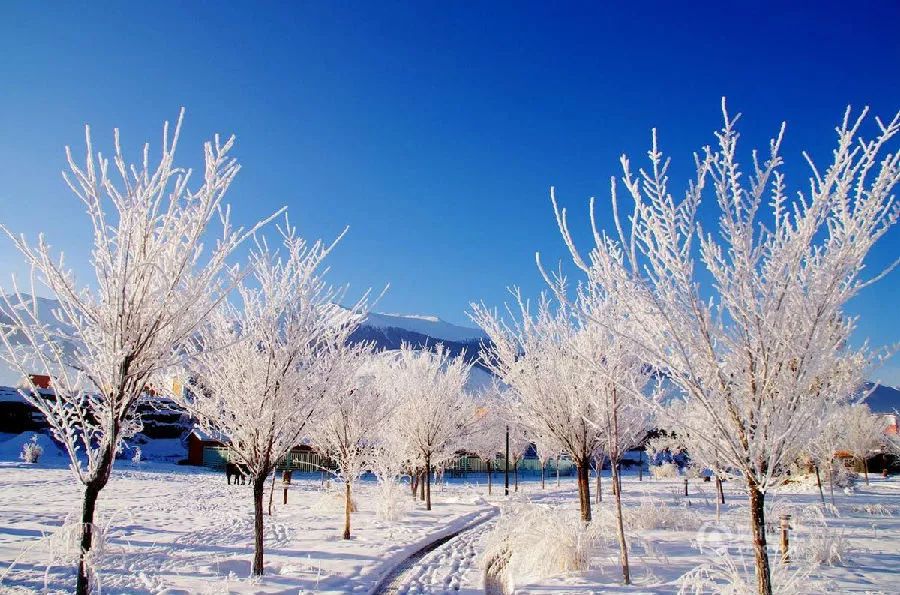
185;429;225;466
0;375;52;433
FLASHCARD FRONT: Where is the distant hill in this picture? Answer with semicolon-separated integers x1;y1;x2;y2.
863;382;900;413
0;294;491;385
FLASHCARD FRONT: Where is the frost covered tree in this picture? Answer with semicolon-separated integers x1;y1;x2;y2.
533;434;558;490
560;304;655;585
471;291;605;521
840;403;887;485
504;417;532;492
368;424;415;522
385;342;475;510
468;398;505;495
549;101;899;594
180;221;368;575
0;113;271;594
308;345;394;539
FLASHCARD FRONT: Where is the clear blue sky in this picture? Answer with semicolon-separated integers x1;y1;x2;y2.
1;2;898;382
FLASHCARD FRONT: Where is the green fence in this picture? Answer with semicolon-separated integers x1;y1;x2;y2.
445;455;575;476
202;446;335;472
202;447;577;477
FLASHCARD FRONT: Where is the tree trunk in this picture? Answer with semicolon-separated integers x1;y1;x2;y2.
76;444;114;595
556;454;561;487
595;465;601;505
747;479;773;595
541;461;545;489
343;481;352;540
576;462;592;522
828;458;836;507
419;470;426;501
252;476;266;576
268;468;277;515
76;481;102;595
814;465;825;507
487;461;493;495
425;454;433;510
612;459;630;585
638;452;643;481
861;457;870;485
514;461;518;492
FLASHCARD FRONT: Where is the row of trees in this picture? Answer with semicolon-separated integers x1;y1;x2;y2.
470;101;899;595
0;116;493;592
1;102;897;595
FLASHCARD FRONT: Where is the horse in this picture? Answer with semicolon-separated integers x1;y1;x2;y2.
225;462;249;485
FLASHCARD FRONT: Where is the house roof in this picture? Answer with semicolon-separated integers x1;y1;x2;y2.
188;427;223;443
0;385;27;404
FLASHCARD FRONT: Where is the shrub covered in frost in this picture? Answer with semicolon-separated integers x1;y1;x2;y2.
310;487;358;515
131;447;142;465
621;497;702;532
791;507;852;566
677;547;823;595
483;503;605;586
375;478;409;522
20;435;44;464
650;462;680;480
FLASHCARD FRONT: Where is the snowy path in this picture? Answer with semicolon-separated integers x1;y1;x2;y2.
373;511;497;595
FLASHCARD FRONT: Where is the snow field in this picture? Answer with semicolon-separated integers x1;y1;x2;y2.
2;458;900;594
0;462;494;594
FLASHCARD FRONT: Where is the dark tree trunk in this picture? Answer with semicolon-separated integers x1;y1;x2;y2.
268;468;276;515
487;461;492;495
576;462;592;522
611;458;630;585
252;476;266;576
343;481;352;540
814;465;825;507
716;476;726;504
514;461;518;492
411;471;419;499
829;458;836;508
425;454;432;510
76;481;102;595
556;454;561;487
748;479;773;595
862;457;870;485
541;461;545;489
76;443;114;595
419;470;426;501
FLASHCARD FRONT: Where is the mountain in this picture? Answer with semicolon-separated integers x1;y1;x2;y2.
362;312;486;343
350;312;488;369
0;295;490;385
863;382;900;414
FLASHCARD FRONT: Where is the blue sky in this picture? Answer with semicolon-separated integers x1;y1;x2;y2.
1;2;898;382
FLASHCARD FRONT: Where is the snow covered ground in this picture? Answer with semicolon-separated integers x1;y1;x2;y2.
0;436;495;594
1;433;899;595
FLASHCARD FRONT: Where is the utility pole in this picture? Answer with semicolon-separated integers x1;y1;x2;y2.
505;425;510;496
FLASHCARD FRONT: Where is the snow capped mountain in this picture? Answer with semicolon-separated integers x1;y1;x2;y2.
362;312;486;343
0;294;490;385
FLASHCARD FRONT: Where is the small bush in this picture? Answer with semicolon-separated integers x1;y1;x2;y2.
677;547;823;594
310;486;358;515
483;503;605;585
623;497;701;532
651;462;680;479
375;478;409;522
131;447;143;464
849;503;894;517
792;507;852;566
20;435;44;464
